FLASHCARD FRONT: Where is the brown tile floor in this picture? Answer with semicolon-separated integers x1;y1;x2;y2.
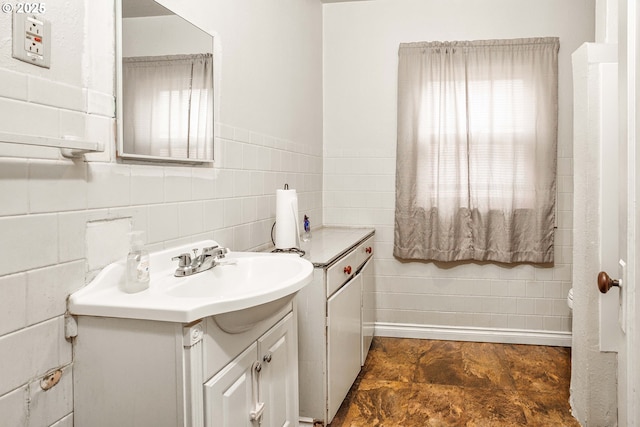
329;337;580;427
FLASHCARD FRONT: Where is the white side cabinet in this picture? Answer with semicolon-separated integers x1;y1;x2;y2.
327;270;362;419
74;302;299;427
297;228;374;425
361;257;374;366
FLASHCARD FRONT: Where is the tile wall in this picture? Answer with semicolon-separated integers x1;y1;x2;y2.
324;148;573;334
322;0;591;343
0;72;321;427
0;0;323;422
0;122;321;425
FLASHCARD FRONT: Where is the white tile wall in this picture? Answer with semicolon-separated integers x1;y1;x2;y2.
85;218;132;273
26;365;73;427
29;77;86;112
0;125;322;426
0;386;28;426
0;273;27;336
0;159;28;216
0;214;58;275
322;0;586;341
26;261;85;325
0;44;322;420
29;160;88;213
0;1;323;424
324;147;573;336
0;317;71;396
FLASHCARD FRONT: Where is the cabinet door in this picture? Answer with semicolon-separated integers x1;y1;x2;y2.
327;275;362;423
258;313;297;427
204;342;259;427
361;258;374;366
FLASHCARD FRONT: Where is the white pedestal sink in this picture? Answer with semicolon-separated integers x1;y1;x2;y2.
68;239;314;327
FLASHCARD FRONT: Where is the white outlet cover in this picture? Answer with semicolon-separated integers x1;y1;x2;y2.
12;13;51;68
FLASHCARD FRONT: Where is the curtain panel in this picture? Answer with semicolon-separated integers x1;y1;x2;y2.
394;37;559;263
122;53;214;160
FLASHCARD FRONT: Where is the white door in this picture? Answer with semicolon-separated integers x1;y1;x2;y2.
595;5;640;423
572;43;624;426
258;313;297;427
327;275;362;423
614;4;640;423
204;343;259;427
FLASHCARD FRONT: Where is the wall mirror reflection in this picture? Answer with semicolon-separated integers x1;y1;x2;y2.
116;0;214;163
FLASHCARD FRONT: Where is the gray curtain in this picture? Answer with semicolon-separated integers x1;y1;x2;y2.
394;38;559;263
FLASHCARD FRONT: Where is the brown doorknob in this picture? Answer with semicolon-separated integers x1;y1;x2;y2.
597;271;620;293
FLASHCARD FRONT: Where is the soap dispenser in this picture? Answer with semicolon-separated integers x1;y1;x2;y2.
125;231;150;293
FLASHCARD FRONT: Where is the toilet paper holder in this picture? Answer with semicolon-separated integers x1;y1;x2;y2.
271;184;305;257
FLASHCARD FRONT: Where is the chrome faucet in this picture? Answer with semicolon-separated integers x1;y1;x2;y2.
172;245;230;277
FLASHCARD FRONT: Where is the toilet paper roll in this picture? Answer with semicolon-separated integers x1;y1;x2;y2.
275;188;300;249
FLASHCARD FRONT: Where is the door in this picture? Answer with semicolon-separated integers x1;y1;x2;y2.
595;6;640;423
591;53;638;426
572;43;620;425
258;313;297;427
204;343;259;427
615;4;640;423
327;275;362;423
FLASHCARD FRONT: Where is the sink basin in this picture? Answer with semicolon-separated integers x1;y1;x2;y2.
68;240;314;327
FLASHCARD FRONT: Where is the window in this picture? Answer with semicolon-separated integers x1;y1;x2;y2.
394;38;559;263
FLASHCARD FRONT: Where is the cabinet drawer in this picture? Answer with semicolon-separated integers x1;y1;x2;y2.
355;236;374;271
326;249;357;298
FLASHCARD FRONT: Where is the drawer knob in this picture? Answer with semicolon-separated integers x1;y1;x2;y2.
344;265;352;275
365;247;372;254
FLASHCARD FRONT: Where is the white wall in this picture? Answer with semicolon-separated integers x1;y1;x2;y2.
323;0;594;343
123;15;213;57
0;0;322;424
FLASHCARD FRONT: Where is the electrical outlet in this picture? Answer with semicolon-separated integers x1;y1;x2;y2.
26;19;43;37
25;34;43;55
12;13;51;68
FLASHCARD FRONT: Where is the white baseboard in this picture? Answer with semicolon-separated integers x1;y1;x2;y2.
299;417;319;427
375;322;572;347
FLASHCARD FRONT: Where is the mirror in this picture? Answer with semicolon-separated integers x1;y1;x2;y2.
116;0;214;163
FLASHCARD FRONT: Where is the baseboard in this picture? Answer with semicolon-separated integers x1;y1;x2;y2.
375;322;572;347
299;417;322;427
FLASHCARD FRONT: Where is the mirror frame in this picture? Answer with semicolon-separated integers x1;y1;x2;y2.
115;0;216;165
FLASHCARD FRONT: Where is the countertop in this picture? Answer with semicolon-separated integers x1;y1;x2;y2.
299;226;375;267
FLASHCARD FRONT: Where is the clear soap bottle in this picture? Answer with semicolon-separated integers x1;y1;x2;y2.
125;231;150;293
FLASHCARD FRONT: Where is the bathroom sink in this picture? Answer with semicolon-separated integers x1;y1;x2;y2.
68;240;314;326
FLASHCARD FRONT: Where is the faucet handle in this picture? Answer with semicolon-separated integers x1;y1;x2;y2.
171;253;192;267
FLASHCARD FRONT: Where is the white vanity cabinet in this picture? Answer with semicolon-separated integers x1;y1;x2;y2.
204;312;297;427
73;302;299;427
297;227;375;425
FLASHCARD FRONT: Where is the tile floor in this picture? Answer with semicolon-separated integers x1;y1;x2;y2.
329;337;580;427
